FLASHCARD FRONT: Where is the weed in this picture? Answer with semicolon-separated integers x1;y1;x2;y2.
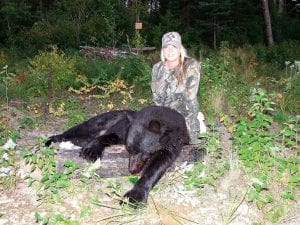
126;175;139;185
232;88;299;222
79;205;93;218
34;212;80;225
22;139;80;202
0;115;9;145
200;52;250;119
0;147;17;190
0;65;15;131
184;126;230;194
19;115;36;129
48;101;66;117
63;111;87;130
25;46;76;99
221;191;246;225
69;77;138;110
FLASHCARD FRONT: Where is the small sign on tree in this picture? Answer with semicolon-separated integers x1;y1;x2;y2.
135;21;142;30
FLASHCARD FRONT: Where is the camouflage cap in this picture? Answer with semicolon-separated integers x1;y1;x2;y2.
162;32;182;48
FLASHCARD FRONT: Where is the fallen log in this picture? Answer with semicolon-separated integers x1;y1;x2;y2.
56;144;206;177
79;46;156;60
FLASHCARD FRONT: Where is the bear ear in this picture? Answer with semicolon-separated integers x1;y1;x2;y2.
148;120;161;133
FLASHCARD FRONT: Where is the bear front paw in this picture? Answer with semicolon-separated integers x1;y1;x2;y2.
122;188;148;206
80;147;98;162
79;140;105;162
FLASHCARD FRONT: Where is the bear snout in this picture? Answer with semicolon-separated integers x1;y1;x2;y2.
128;153;148;174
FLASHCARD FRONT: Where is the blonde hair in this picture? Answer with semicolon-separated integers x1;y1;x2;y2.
160;46;189;84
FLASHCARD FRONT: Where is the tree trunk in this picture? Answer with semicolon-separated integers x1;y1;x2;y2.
278;0;284;15
262;0;274;45
213;17;217;49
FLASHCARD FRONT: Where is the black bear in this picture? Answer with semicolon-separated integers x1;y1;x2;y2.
46;105;189;204
46;109;135;161
124;106;189;203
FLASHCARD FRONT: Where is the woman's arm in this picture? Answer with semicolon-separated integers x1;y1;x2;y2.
151;63;165;106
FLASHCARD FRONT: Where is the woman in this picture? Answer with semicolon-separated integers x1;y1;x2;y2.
151;32;201;144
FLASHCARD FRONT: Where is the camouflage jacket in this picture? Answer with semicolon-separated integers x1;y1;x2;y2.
151;57;201;139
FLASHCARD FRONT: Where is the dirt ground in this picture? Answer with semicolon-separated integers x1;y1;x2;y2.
0;107;299;225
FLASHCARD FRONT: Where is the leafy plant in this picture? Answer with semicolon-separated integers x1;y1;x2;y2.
184;126;230;194
69;77;135;110
0;147;17;190
19;115;36;129
25;46;76;98
0;65;16;131
22;140;80;202
63;111;87;130
200;49;250;119
35;212;80;225
232;88;299;222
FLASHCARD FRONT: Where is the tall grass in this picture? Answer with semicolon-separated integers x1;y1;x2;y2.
0;42;299;116
199;41;300;120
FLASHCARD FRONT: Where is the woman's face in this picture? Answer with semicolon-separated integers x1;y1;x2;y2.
163;45;181;62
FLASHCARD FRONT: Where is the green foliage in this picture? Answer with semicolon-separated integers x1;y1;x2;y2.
0;0;31;48
35;212;80;225
200;42;300;120
0;65;15;104
19;115;36;129
126;175;139;185
232;88;299;222
118;56;151;86
0;65;17;142
80;205;93;218
73;55;151;87
64;111;87;130
25;21;54;52
22;140;80;202
0;146;17;190
67;54;152;110
200;45;250;118
255;40;300;68
1;0;300;52
25;46;76;98
184;128;230;194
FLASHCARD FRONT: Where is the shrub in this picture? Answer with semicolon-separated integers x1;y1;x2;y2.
200;48;250;119
73;55;151;87
255;40;300;68
25;46;76;98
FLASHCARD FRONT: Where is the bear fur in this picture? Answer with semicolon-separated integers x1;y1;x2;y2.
46;105;189;204
46;109;135;161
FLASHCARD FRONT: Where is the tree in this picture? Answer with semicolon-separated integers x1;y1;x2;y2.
196;0;233;49
262;0;274;45
0;0;31;47
58;0;93;46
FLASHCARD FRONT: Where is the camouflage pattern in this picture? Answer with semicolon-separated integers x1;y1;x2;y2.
151;57;201;143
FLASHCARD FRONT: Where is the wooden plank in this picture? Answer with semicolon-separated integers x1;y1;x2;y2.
56;144;206;177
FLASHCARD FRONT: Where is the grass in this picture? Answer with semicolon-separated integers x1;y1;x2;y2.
231;88;299;222
221;191;247;225
21;139;81;202
0;103;298;223
0;44;299;224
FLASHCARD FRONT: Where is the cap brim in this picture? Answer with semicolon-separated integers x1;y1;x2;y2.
162;41;181;48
